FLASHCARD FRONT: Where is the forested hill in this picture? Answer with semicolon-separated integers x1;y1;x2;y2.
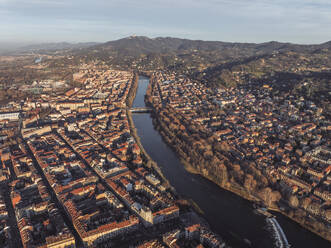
74;36;331;80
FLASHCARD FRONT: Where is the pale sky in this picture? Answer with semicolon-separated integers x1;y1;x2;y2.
0;0;330;44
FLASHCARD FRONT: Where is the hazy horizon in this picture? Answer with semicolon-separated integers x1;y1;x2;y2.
0;0;331;46
0;35;330;54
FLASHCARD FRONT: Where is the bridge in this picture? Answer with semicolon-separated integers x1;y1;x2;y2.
129;107;153;113
267;217;291;248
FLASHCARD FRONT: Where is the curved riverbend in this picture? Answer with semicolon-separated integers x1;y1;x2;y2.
131;76;331;248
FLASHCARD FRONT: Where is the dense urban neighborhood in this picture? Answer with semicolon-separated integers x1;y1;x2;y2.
0;36;330;248
145;71;331;241
0;67;227;248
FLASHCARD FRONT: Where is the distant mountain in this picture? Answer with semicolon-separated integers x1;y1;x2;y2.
86;36;331;115
320;40;331;49
95;36;257;56
100;36;183;54
8;42;100;54
73;36;330;73
2;36;329;56
0;42;31;55
91;36;330;56
72;36;331;72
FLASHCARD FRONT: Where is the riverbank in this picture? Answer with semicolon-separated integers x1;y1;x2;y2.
126;74;174;191
127;110;173;189
150;106;331;242
273;209;331;242
150;109;260;204
130;75;331;247
126;72;139;108
147;88;331;244
132;112;274;247
127;75;218;222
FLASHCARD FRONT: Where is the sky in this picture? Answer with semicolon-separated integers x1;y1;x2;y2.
0;0;331;45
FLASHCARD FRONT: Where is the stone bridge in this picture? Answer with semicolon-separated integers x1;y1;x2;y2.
129;107;152;113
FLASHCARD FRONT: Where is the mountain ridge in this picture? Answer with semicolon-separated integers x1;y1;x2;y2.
95;36;331;54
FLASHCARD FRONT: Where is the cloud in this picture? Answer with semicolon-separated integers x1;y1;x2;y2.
0;0;330;43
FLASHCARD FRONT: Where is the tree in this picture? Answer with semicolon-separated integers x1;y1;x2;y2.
324;209;331;222
300;197;312;210
289;195;299;208
258;187;281;207
244;174;257;193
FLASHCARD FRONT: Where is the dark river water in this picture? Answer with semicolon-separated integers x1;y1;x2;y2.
131;76;330;248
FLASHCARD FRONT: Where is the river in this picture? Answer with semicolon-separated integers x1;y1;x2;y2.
131;76;330;248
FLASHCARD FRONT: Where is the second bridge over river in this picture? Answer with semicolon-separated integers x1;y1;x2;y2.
129;107;152;113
